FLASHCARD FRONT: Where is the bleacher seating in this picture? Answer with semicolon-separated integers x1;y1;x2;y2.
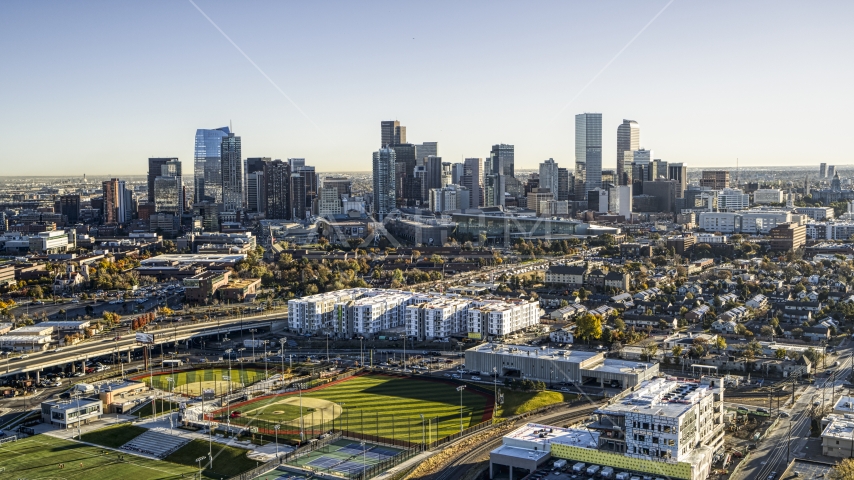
119;428;190;458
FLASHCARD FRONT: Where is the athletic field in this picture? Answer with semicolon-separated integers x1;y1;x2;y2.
0;434;198;479
137;367;268;396
222;374;493;444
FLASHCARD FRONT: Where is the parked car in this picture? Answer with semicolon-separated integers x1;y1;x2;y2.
471;376;482;381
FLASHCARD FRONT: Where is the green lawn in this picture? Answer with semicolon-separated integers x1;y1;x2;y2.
138;367;268;393
164;439;257;478
0;434;199;479
497;391;574;417
227;374;492;443
80;424;148;448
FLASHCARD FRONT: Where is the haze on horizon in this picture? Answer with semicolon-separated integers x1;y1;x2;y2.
1;1;852;176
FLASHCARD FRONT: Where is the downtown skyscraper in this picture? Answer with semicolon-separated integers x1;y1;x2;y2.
194;126;230;204
576;113;603;194
616;119;640;185
220;132;243;212
373;147;396;220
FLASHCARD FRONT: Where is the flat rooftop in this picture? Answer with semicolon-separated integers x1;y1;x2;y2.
141;253;246;265
598;377;718;418
505;423;599;450
223;278;261;289
822;416;854;440
468;343;601;365
588;359;656;375
834;395;854;414
490;444;550;462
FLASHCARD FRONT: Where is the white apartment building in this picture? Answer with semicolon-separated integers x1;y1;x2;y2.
287;288;369;333
467;299;540;338
406;297;471;340
346;291;419;335
698;210;797;234
753;188;783;204
716;188;750;211
795;206;835;221
591;377;724;480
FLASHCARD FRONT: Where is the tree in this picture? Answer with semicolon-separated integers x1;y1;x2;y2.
614;317;626;332
714;336;727;352
775;348;788;359
575;314;602;342
672;345;684;357
28;285;44;299
642;343;659;361
760;325;774;337
829;458;854;480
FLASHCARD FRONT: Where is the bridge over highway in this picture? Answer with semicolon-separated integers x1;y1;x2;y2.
1;311;288;380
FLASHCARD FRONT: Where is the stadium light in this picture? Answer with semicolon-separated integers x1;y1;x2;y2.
274;424;281;458
456;385;466;433
195;455;207;480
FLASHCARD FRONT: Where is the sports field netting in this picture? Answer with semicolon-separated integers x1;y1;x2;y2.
287;438;402;477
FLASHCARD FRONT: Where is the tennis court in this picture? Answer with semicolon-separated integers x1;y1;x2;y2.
287;438;402;477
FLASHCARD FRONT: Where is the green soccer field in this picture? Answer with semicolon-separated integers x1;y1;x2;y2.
138;367;267;395
224;374;493;444
0;434;199;480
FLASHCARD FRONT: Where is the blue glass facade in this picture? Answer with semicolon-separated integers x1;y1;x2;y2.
194;126;230;204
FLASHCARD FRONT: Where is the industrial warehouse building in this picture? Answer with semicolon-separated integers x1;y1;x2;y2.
464;344;658;389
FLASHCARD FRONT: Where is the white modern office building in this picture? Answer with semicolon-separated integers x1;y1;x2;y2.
716;188;750;211
753;188;784;204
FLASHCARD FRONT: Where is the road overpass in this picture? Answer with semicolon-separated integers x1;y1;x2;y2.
1;311;289;380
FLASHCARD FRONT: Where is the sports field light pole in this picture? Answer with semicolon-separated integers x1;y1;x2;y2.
249;329;257;361
195;455;207;480
360;440;367;479
263;340;270;380
456;385;466;433
299;383;305;442
419;413;426;451
208;420;213;468
286;337;288;378
274;424;280;458
493;367;498;411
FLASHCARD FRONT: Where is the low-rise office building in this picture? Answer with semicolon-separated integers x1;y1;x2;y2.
465;343;657;389
41;397;103;428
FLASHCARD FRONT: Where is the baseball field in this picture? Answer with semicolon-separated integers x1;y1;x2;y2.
220;373;493;444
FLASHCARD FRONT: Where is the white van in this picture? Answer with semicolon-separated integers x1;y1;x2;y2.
586;465;601;475
572;462;586;472
615;473;631;480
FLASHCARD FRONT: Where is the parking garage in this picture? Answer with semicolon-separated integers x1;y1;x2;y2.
465;343;658;388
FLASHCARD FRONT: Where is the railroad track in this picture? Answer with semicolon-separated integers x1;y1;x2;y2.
424;404;601;480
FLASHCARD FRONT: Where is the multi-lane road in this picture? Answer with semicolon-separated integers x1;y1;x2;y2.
0;309;289;379
733;338;853;480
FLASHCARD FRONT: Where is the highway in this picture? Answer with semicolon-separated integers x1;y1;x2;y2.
0;309;289;379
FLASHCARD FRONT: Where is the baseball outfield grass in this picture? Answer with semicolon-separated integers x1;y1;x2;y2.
222;374;493;443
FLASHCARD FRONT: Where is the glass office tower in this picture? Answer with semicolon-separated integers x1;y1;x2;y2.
194;126;230;204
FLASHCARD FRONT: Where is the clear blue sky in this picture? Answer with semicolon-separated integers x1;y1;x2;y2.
1;1;852;175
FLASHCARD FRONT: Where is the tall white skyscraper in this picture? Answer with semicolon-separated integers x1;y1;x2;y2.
373;147;397;220
538;158;559;197
576;113;602;194
616;119;640;185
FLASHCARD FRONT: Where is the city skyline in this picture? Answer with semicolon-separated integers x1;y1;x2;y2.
2;2;854;175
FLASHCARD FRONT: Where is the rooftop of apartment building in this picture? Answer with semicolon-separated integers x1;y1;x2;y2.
599;377;721;418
